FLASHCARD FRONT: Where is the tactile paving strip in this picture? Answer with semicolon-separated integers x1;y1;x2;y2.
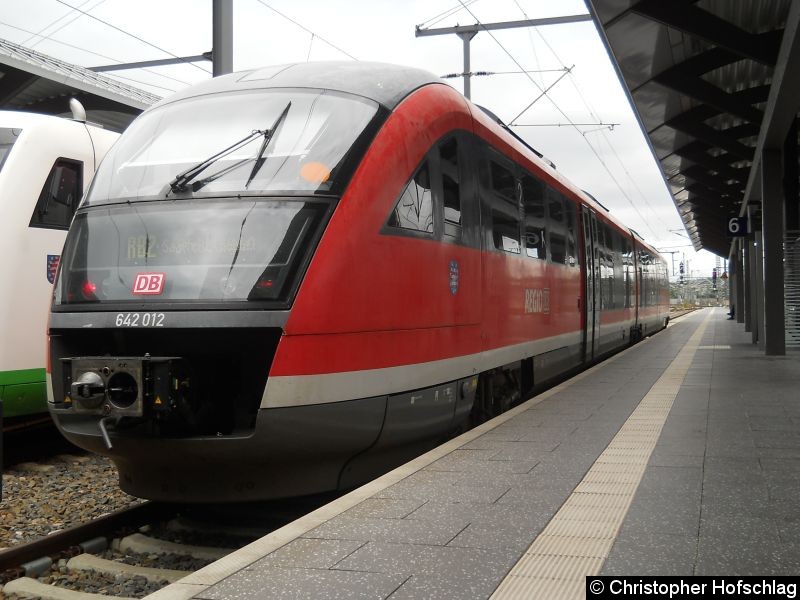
492;311;714;600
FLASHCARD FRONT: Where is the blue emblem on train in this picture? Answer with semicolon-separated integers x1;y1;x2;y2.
47;254;60;284
449;260;459;295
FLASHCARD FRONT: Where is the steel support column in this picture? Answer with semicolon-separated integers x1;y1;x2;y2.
761;149;786;354
212;0;233;77
458;31;477;100
745;237;755;335
736;238;746;324
754;232;765;348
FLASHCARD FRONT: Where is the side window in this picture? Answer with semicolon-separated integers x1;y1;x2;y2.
387;160;434;235
491;197;521;254
490;160;516;201
638;250;648;307
616;232;626;308
547;188;566;265
488;157;520;254
522;175;546;260
439;138;462;239
624;239;634;308
596;224;607;309
29;158;83;230
601;224;612;309
564;198;577;267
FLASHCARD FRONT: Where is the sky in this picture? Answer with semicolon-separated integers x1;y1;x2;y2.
0;0;723;278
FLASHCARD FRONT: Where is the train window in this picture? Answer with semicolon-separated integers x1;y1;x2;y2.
624;239;634;308
547;188;566;265
490;160;516;201
612;231;625;309
522;175;546;260
602;224;613;309
564;197;577;267
29;158;83;230
439;138;462;239
638;250;648;306
387;160;434;235
492;208;520;254
86;90;380;202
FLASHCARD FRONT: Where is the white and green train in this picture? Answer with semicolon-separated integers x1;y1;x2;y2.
0;108;117;421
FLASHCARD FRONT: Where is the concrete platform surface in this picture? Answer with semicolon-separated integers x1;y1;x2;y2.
146;308;800;600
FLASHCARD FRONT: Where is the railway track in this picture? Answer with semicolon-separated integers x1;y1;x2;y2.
0;502;181;598
0;494;338;599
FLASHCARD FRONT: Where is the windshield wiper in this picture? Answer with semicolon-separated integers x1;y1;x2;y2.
169;129;266;193
169;102;292;194
244;101;291;190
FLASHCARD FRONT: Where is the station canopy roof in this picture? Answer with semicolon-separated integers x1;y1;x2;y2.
0;37;160;132
589;0;799;257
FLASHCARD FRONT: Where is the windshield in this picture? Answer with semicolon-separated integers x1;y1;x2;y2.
85;89;379;204
55;199;329;306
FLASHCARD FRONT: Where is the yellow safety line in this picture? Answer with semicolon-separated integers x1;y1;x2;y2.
492;309;715;599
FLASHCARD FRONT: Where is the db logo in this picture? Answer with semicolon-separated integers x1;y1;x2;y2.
132;272;166;295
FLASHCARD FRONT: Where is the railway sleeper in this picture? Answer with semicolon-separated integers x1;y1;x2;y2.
67;553;189;583
3;576;139;600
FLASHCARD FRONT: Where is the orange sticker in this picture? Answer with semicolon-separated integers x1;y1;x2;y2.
300;161;331;183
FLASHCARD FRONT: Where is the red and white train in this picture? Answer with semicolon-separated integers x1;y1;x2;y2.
47;62;669;502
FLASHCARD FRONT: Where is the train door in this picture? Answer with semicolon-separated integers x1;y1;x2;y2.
581;207;600;361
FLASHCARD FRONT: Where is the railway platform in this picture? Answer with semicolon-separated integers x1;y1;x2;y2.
148;308;800;599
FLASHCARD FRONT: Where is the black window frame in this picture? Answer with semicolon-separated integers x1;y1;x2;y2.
547;187;567;266
384;157;437;239
521;173;547;261
29;158;84;231
439;136;463;241
484;150;522;255
382;131;479;249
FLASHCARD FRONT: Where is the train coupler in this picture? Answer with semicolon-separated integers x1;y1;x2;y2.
55;355;189;418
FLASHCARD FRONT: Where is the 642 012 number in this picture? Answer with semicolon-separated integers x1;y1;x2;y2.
114;312;166;327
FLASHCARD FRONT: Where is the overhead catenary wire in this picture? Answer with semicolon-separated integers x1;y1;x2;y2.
511;0;546;91
306;33;315;62
23;0;106;47
508;66;572;125
252;0;358;61
52;0;212;74
453;0;659;240
520;9;667;232
513;123;618;129
417;0;480;30
440;67;568;78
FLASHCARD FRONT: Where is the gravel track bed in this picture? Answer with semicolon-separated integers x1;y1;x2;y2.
100;549;214;572
0;454;143;550
7;559;167;598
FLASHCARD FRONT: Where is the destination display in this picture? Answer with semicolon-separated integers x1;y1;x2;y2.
55;199;328;305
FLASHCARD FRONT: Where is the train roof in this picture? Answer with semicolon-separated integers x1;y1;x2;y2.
150;61;441;112
0;109;105;131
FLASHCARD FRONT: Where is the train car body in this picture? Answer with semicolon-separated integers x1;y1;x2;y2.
0;111;117;419
47;63;669;502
